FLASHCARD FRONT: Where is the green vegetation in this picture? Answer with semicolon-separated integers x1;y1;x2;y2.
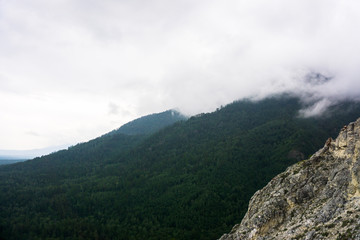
110;109;187;136
1;96;360;240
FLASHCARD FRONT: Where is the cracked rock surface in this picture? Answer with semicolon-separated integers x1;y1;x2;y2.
219;118;360;240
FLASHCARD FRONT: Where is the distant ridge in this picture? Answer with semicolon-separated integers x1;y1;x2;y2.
0;110;186;160
110;109;187;135
0;144;70;159
0;159;27;165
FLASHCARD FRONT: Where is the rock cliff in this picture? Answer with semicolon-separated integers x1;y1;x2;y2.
219;118;360;240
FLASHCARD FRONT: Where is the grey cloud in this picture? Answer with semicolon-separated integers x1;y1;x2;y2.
108;102;119;115
108;102;133;118
2;0;360;149
25;131;41;137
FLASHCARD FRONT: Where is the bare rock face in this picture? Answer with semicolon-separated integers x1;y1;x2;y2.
219;118;360;240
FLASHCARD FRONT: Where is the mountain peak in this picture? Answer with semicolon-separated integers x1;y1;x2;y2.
110;109;187;136
219;118;360;240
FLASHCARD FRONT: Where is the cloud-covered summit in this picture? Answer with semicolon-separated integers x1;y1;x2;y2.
1;0;360;149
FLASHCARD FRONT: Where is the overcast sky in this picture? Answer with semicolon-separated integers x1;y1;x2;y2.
1;0;360;151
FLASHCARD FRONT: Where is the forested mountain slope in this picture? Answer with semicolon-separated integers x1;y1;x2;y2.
0;109;185;179
113;109;187;135
1;96;360;240
219;118;360;240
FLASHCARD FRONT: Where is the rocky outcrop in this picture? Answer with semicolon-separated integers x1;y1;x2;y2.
219;118;360;240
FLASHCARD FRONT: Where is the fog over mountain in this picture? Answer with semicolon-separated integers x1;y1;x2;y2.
1;0;360;150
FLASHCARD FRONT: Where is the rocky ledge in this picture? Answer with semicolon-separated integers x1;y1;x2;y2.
219;118;360;240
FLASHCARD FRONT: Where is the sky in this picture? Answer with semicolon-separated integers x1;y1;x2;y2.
1;0;360;151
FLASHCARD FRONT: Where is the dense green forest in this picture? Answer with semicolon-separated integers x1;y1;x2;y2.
1;96;360;240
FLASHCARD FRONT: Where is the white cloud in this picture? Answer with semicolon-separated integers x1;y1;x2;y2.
299;98;332;118
1;0;360;149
